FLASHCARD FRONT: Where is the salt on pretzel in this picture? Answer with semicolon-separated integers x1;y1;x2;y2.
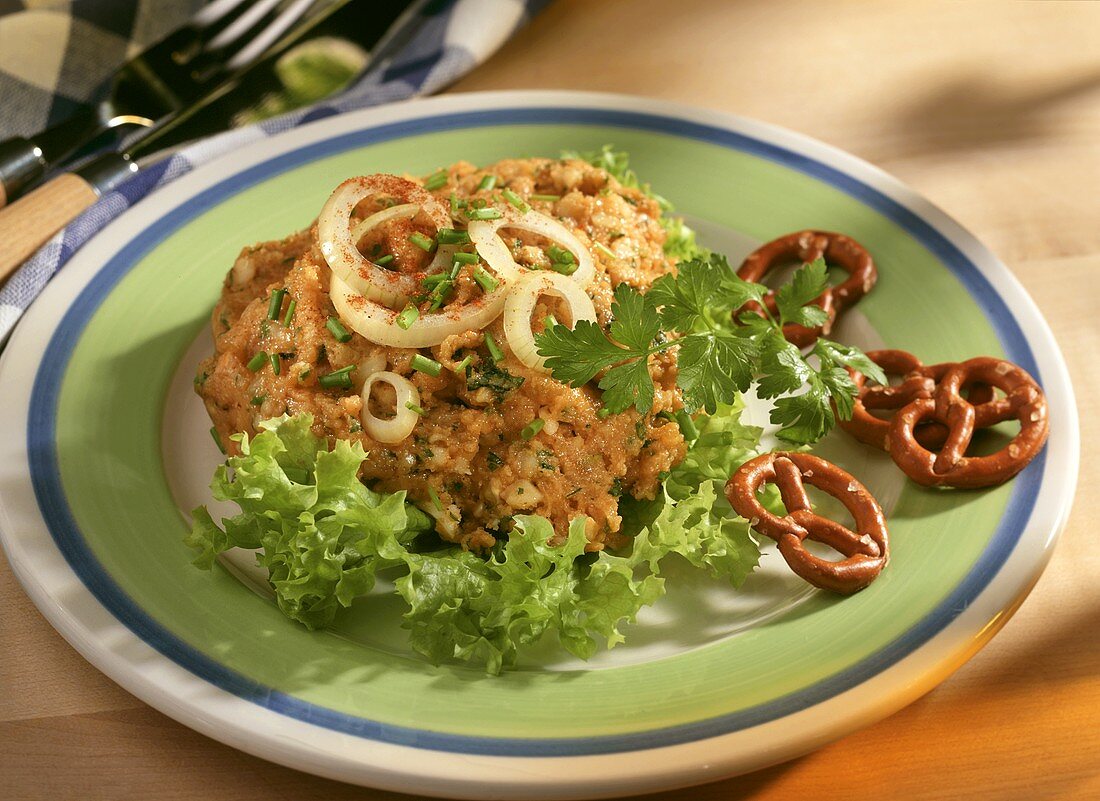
725;452;888;594
841;349;998;451
736;230;877;348
888;357;1049;488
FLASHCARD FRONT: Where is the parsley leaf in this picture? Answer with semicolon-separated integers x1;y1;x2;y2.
650;255;766;334
537;251;880;442
775;257;829;325
538;319;629;386
598;356;655;414
755;331;811;399
607;283;661;351
813;339;888;387
677;333;755;414
771;379;834;444
537;284;669;414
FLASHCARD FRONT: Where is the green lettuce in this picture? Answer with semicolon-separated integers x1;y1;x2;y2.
186;415;431;629
187;402;764;673
397;517;663;674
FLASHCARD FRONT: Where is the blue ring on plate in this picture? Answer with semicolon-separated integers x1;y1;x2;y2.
27;107;1045;756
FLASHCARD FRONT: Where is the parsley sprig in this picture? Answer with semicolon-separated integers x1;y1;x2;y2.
536;254;886;444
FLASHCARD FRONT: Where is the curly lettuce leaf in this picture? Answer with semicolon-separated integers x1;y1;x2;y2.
620;401;764;587
188;400;767;672
186;414;431;630
397;517;663;674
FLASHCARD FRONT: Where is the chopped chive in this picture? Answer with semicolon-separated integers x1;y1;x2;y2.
466;207;503;221
477;174;497;191
326;316;352;342
374;254;395;266
449;193;466;215
521;418;545;440
423;272;450;288
547;245;575;264
247;351;268;372
405;401;428;417
550;260;578;276
448;261;462;279
502;188;530;213
267;288;286;321
675;410;699;442
250;395;265;406
424;169;448;191
453;355;473;374
282;299;297;327
209;427;226;454
531;193;560;202
437;228;471;245
411;353;442;376
597;407;613;419
319;365;356;389
484;331;504;362
427;486;443;512
269;353;281;375
298;367;311;381
452;250;479;264
409;231;435;252
472;266;499;293
396;304;420;330
594;241;617;259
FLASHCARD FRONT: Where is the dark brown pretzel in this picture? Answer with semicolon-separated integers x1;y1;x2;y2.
736;231;877;348
725;452;889;594
888;357;1049;488
840;349;998;451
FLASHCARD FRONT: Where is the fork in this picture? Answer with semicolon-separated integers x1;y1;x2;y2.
0;0;321;208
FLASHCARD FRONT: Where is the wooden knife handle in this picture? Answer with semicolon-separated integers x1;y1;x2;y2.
0;174;98;284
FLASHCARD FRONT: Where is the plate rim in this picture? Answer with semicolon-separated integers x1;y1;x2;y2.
0;90;1080;799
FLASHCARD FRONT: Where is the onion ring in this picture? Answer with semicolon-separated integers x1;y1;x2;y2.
469;209;595;288
317;175;451;308
361;371;420;444
504;271;597;371
330;273;510;348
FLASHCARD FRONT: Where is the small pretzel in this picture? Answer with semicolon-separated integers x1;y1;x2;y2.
725;452;889;594
888;357;1049;488
736;231;877;347
841;349;999;451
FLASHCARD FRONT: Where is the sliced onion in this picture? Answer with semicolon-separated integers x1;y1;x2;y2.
361;371;420;444
317;175;450;308
468;209;595;288
350;204;454;278
503;271;597;371
330;273;509;348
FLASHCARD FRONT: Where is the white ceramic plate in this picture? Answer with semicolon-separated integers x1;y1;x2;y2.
0;92;1079;799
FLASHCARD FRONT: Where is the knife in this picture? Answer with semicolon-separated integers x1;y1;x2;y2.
0;0;429;283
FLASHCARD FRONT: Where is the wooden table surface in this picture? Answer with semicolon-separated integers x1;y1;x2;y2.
3;1;1099;799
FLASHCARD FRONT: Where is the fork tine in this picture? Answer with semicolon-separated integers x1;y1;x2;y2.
205;0;286;52
191;0;254;28
225;0;319;71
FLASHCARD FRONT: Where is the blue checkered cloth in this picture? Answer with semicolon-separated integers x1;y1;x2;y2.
0;0;547;340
